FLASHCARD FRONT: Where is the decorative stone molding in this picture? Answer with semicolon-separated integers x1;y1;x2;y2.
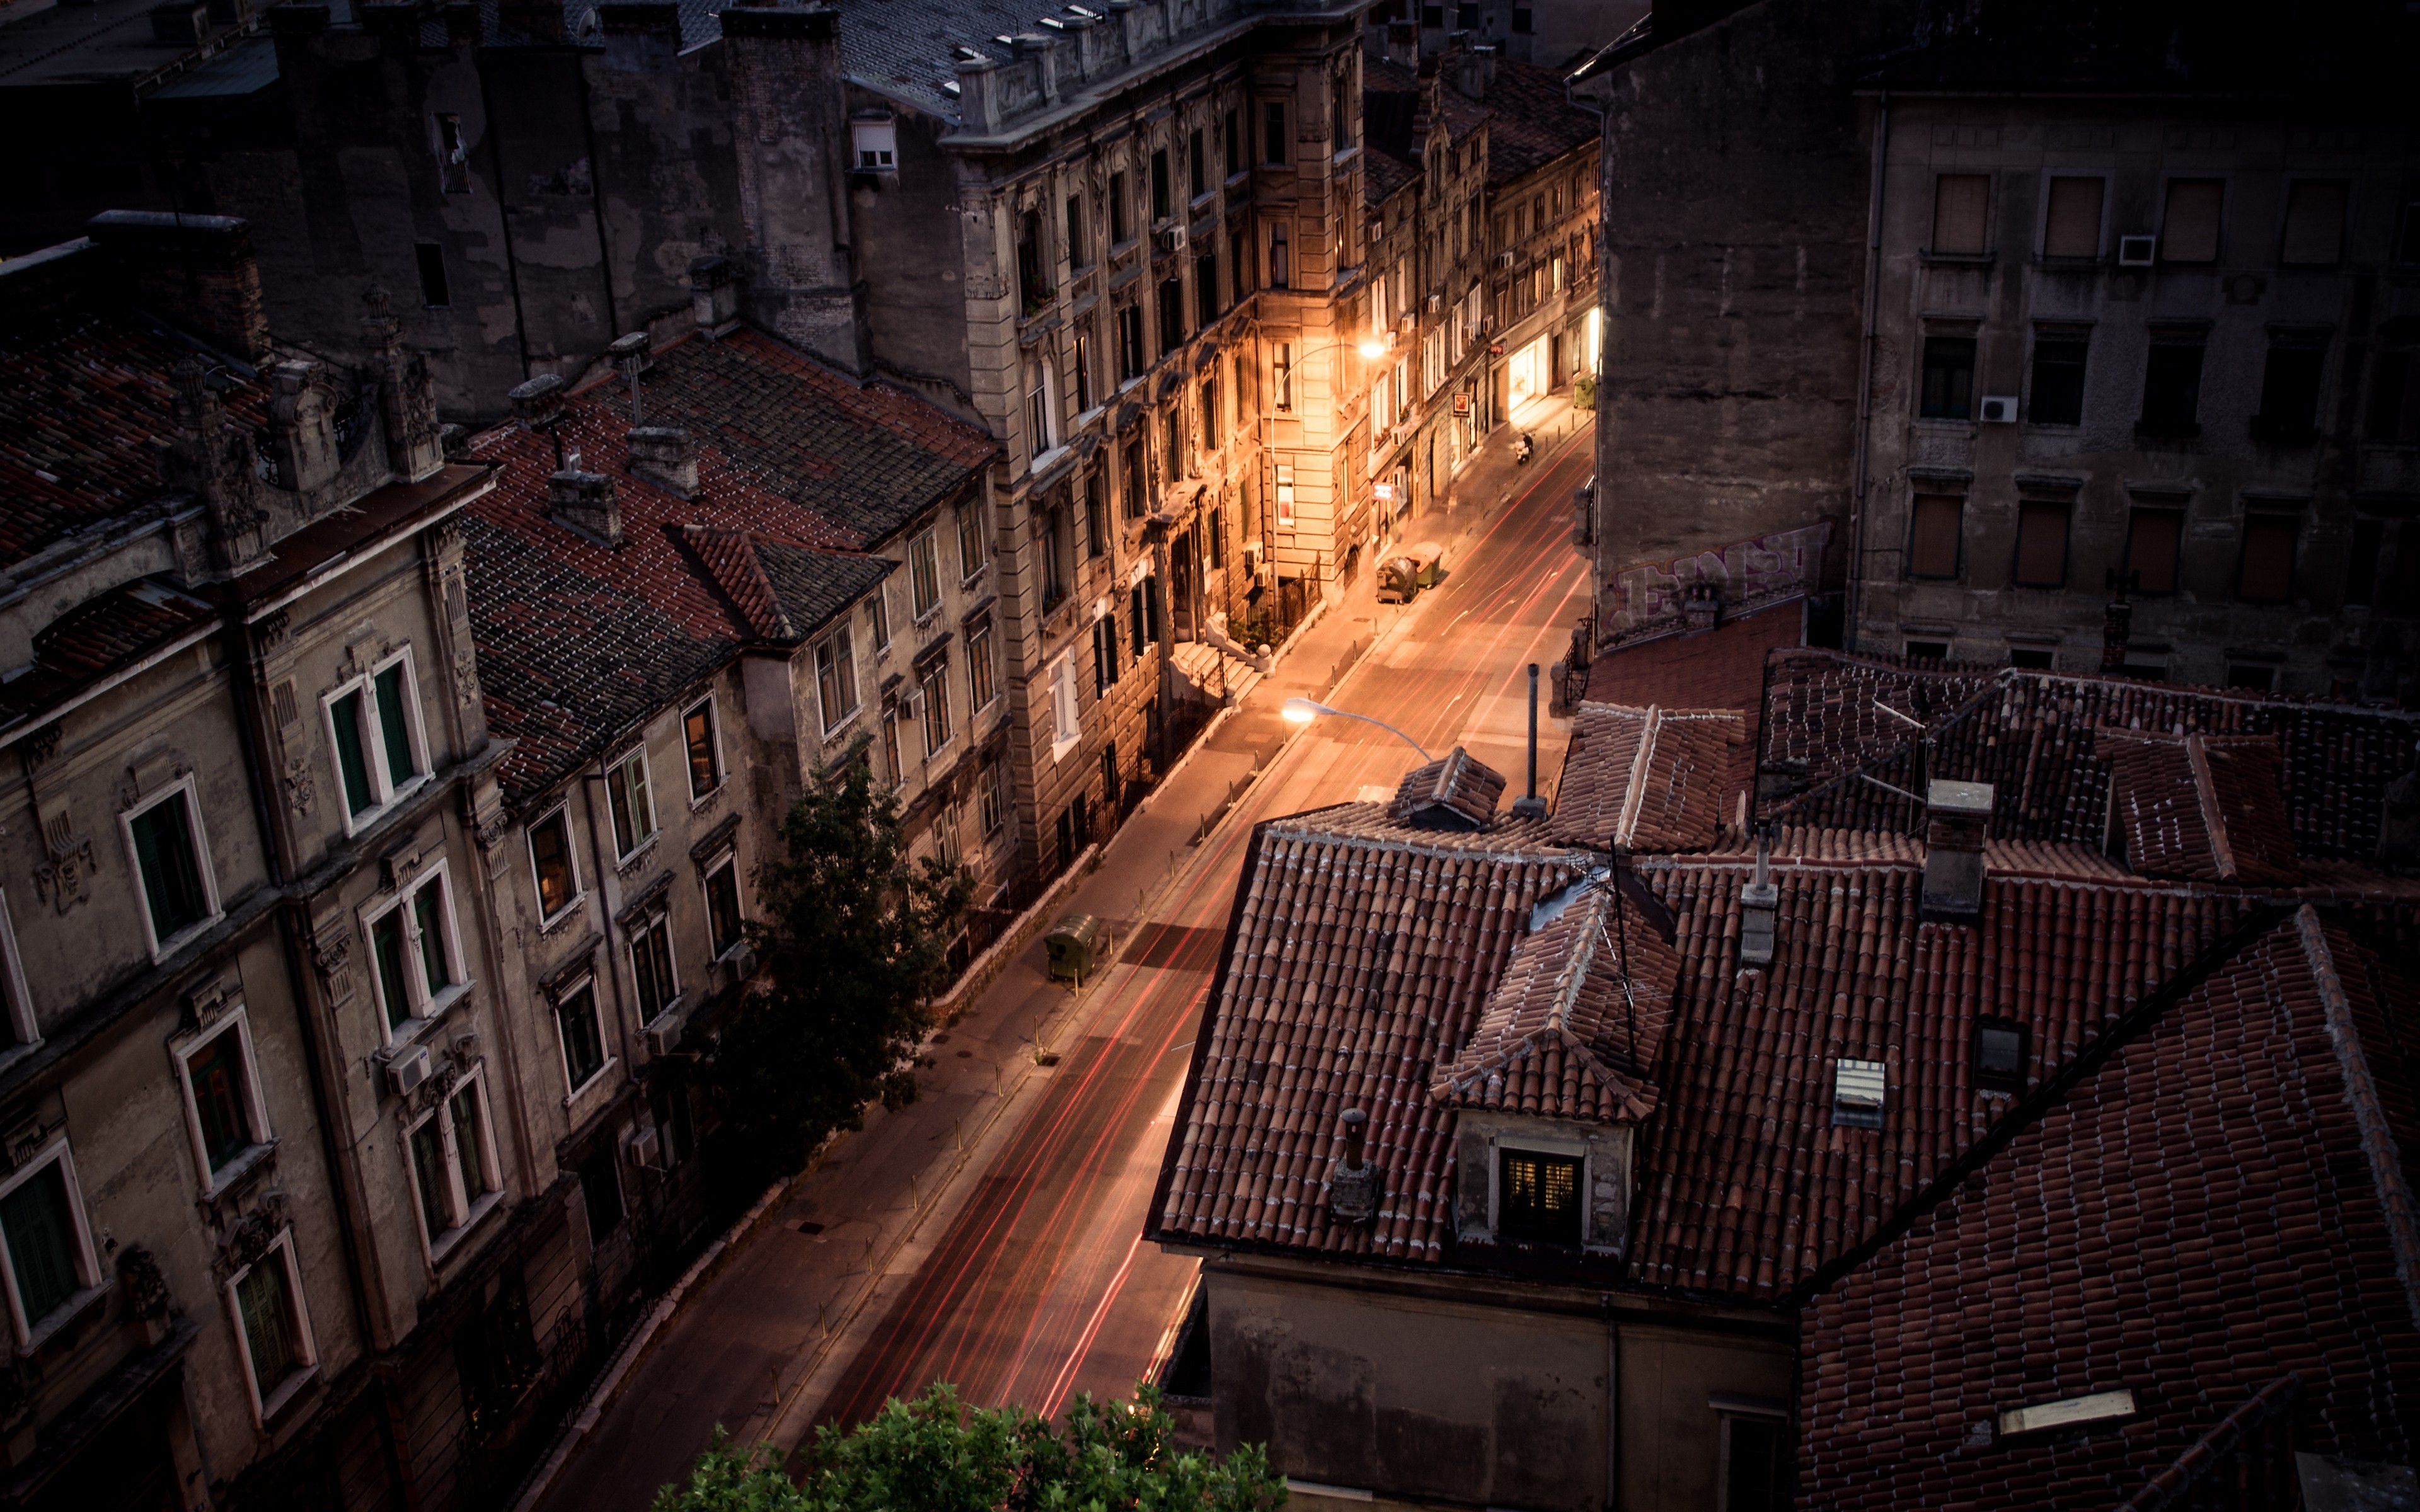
117;1246;171;1323
33;798;94;915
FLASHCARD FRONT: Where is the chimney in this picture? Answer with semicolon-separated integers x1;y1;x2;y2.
1919;779;1994;924
599;1;681;72
609;329;650;424
1327;1108;1380;1225
1682;578;1721;634
954;54;1001;135
689;255;740;335
362;286;444;481
1738;830;1777;967
165;358;270;575
86;210;271;364
510;372;568;469
626;427;697;497
1512;663;1546;818
549;471;623;549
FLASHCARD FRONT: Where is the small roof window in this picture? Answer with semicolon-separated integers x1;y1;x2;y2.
1997;1389;2136;1439
1832;1058;1887;1129
1973;1017;2027;1092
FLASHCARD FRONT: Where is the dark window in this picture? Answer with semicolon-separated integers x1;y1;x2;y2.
2280;180;2347;266
2124;510;2184;595
1073;323;1094;413
454;1275;538;1437
1151;149;1171;222
1197;248;1220;325
1017;210;1047;308
2227;663;2276;692
2013;499;2070;587
2392;523;2420;614
434;114;470;194
1109;172;1131;244
1085;470;1108;558
2368;349;2412;442
331;690;376;815
630;912;677;1019
1117;303;1145;381
1905;640;1949;663
187;1028;255;1172
1906;493;1962;579
1157;277;1185;351
1269;220;1289;289
415;243;450;307
705;859;743;958
1972;1017;2027;1091
1122;438;1146;520
1331;71;1351;151
1420;3;1442;24
1919;337;1976;419
1455;0;1477;25
2029;335;2088;425
2009;648;2054;670
130;789;210;942
1187;128;1205;199
2252;341;2327;444
1;1163;79;1326
1931;174;1989;255
1264;101;1287;165
1043;503;1069;608
2237;512;2299;602
556;980;606;1091
1223;109;1240;178
1093;614;1121;697
2346;518;2385;606
1201;375;1220;451
1496;1147;1582;1246
1511;6;1532;31
1231;228;1252;298
2042;176;2103;258
1065;195;1087;270
1722;1417;1783;1512
2139;340;2205;437
2160;178;2223;263
579;1145;623;1242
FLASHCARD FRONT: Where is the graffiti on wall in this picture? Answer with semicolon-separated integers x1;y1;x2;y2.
1601;520;1831;650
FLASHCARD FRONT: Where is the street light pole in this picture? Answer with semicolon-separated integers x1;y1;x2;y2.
1281;697;1433;762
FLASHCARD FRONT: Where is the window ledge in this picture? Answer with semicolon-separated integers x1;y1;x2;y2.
338;774;434;842
389;981;475;1051
686;784;725;816
613;835;660;875
425;1188;509;1269
818;710;862;746
0;1043;38;1082
255;1362;322;1428
18;1281;110;1357
2135;421;2203;440
150;913;228;966
1030;444;1068;474
538;896;588;937
563;1056;621;1110
1920;249;1995;266
200;1138;280;1204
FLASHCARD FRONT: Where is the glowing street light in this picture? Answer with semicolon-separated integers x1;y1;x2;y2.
1356;338;1386;360
1281;697;1432;760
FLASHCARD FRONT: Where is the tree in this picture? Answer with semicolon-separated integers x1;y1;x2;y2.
651;1385;1287;1512
710;759;974;1189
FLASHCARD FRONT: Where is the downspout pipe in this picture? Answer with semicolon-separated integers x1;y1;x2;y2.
1844;89;1889;653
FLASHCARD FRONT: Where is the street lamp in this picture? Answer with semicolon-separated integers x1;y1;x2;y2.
1281;697;1433;761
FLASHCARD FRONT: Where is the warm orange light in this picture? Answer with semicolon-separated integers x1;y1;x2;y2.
1356;339;1386;360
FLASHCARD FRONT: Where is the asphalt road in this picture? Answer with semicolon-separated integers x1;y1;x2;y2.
809;423;1599;1431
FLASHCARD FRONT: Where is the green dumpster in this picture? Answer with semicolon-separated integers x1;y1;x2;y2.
1045;914;1109;984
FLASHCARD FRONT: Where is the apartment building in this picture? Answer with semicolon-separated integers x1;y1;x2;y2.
1475;57;1598;434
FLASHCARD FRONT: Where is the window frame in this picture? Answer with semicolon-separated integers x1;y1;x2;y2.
321;647;430;835
173;1006;275;1193
551;972;613;1100
403;1068;503;1261
2159;177;2225;265
603;745;658;864
120;775;224;961
1926;171;1988;254
0;888;37;1051
815;626;860;736
527;805;584;927
1905;493;1964;581
2011;497;2072;589
703;854;746;961
2279;178;2348;267
0;1138;101;1351
628;905;681;1024
2236;509;2302;604
2123;507;2186;596
918;653;954;759
966;616;998;711
225;1226;319;1424
909;529;943;619
1971;1015;2029;1093
850;119;898;174
957;499;988;583
681;696;724;802
360;862;470;1042
2038;174;2107;260
1490;1140;1586;1247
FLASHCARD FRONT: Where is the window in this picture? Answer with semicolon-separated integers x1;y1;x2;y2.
433;113;469;193
1042;502;1070;610
2140;337;2206;437
1972;1017;2028;1092
366;868;461;1034
683;697;722;799
1196;248;1220;325
2013;499;2071;588
1093;612;1121;697
979;753;1005;837
880;700;902;784
408;1075;499;1251
0;891;33;1049
1064;195;1087;270
2346;518;2385;607
812;627;858;736
957;498;987;581
705;857;744;959
2010;648;2054;670
1187;128;1206;200
1162;408;1184;484
1158;275;1185;350
1109;171;1131;244
1906;494;1962;579
919;653;954;757
0;1143;95;1346
2160;178;2224;264
1274;343;1294;412
1073;323;1095;414
2238;510;2300;603
1017;210;1046;309
555;976;608;1094
229;1231;316;1421
1027;362;1055;457
2029;332;2088;425
851;120;897;172
1274;462;1295;526
651;1080;694;1172
1718;1411;1784;1512
126;781;217;954
1930;175;1988;255
1231;227;1252;299
1117;303;1146;381
630;907;678;1021
2124;508;2184;595
1269;221;1289;289
1123;438;1147;520
965;616;996;712
867;589;892;653
2228;663;2276;692
1496;1147;1581;1246
1151;148;1170;222
178;1012;270;1186
604;747;656;861
1129;580;1152;659
528;808;580;922
1263;100;1286;164
2281;180;2347;266
1831;1058;1886;1130
1101;743;1120;811
1224;108;1240;177
2041;176;2103;258
1085;471;1109;559
910;529;942;617
415;243;450;308
325;653;425;827
579;1143;623;1244
1201;375;1220;451
1918;336;1976;419
2253;338;2327;444
1049;653;1080;753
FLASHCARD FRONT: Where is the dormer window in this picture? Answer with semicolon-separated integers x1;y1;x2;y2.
851;120;897;173
1497;1147;1581;1246
1973;1017;2027;1093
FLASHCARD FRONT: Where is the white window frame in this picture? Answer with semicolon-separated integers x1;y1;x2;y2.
527;804;585;925
404;1067;503;1261
851;119;897;173
120;774;224;961
1028;362;1060;464
867;587;892;653
681;696;725;803
0;1138;101;1351
359;862;471;1043
957;501;988;583
604;745;658;864
1049;653;1081;760
815;627;860;736
0;888;37;1050
551;971;616;1100
702;853;746;961
173;1007;274;1193
321;647;431;837
910;529;943;619
225;1227;319;1424
628;906;681;1023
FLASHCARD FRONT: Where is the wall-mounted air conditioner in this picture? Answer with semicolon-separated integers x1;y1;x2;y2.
625;1124;662;1171
1156;224;1188;255
645;1010;685;1057
384;1045;432;1097
2116;236;2155;267
1978;395;2018;424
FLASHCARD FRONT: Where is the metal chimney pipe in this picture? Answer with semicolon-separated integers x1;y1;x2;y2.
1342;1108;1368;1167
1512;663;1546;818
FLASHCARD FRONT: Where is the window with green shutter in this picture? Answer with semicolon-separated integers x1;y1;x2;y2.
331;691;376;815
236;1250;302;1395
130;790;210;943
1;1160;81;1327
375;665;418;782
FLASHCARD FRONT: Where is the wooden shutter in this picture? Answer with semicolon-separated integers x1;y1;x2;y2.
2237;513;2298;602
2043;177;2104;258
1932;175;1990;255
2281;181;2347;266
2014;500;2070;587
2160;180;2223;263
2126;510;2183;593
1908;494;1962;578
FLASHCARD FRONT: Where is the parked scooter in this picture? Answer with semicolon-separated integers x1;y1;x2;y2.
1513;432;1535;465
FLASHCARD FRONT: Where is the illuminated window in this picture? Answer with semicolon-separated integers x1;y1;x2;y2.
1496;1147;1581;1245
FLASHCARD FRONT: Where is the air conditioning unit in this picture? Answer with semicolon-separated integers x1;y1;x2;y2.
1496;249;1514;268
1155;223;1188;255
625;1124;661;1171
1978;395;2018;424
715;945;759;990
644;1011;684;1058
384;1044;432;1097
1426;292;1443;314
2117;235;2156;267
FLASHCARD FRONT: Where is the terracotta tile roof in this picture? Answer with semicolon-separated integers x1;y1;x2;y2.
1431;883;1677;1123
1475;57;1600;187
0;576;219;726
1799;906;2420;1508
683;527;892;646
1584;600;1803;805
2104;731;2300;886
1387;747;1507;830
1551;703;1744;852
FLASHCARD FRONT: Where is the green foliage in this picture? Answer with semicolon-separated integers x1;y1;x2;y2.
654;1385;1287;1512
709;759;974;1188
1573;374;1596;411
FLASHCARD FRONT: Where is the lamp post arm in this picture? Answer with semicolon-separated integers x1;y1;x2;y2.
1322;707;1432;762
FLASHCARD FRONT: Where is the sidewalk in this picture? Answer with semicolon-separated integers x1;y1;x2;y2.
519;413;1586;1512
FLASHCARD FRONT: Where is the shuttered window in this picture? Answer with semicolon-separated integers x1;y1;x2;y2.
1932;175;1990;255
1907;494;1963;579
2043;176;2104;258
2280;181;2347;266
2237;513;2299;603
2160;180;2224;263
2014;500;2070;588
2125;510;2184;595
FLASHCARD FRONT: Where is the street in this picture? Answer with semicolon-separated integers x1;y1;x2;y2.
528;414;1596;1512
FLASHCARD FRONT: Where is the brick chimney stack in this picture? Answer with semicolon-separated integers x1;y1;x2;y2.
1919;780;1993;924
549;472;624;549
86;210;271;364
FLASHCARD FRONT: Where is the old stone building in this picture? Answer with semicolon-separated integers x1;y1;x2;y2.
1476;55;1598;434
1575;0;2419;703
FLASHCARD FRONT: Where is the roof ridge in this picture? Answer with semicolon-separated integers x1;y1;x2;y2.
2184;731;2239;881
2297;905;2420;1339
1611;705;1660;847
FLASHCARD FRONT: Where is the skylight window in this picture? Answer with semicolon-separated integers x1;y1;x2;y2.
1998;1389;2135;1438
1973;1017;2027;1092
1832;1058;1886;1129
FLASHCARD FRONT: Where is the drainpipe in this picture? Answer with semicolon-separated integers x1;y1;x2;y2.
1844;90;1889;653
